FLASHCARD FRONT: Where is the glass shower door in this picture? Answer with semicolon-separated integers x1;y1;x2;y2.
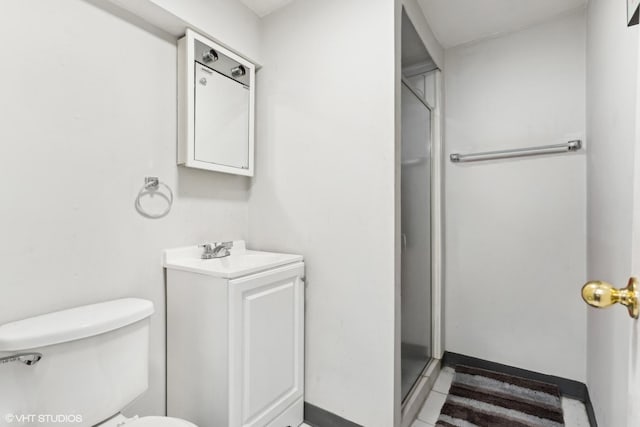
400;81;432;401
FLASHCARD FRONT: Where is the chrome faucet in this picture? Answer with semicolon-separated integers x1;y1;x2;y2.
200;241;233;259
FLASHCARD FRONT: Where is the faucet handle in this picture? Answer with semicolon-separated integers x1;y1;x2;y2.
199;243;216;260
215;241;234;249
199;243;213;252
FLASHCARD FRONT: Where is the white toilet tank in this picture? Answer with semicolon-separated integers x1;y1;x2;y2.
0;298;154;426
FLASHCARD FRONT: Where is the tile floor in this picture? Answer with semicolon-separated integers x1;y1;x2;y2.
411;367;591;427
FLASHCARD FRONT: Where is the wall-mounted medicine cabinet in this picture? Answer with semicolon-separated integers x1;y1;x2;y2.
178;29;255;176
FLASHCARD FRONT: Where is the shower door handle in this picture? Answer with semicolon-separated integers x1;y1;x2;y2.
401;233;407;251
581;277;639;319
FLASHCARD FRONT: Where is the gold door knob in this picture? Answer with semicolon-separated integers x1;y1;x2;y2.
581;277;639;319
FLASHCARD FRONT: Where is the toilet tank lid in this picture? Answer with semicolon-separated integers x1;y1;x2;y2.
0;298;154;352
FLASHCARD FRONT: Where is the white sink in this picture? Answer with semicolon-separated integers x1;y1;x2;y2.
163;241;303;279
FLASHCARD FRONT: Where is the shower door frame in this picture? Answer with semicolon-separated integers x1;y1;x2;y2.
400;75;443;352
401;71;443;360
400;74;436;363
400;76;435;401
395;69;444;427
429;70;443;363
398;69;444;404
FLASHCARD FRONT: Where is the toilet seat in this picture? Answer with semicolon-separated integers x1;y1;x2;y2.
99;414;197;427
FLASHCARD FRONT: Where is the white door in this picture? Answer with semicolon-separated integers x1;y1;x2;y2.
628;24;640;427
584;2;640;426
228;263;305;427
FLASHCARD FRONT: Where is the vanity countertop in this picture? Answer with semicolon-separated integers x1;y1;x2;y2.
163;241;303;279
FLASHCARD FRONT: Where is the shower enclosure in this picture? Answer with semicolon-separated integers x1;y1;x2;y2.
400;78;433;400
400;9;437;402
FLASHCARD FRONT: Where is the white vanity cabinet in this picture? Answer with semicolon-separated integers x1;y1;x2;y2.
164;242;304;427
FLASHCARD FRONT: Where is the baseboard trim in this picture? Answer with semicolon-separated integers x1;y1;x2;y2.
442;352;598;427
304;402;363;427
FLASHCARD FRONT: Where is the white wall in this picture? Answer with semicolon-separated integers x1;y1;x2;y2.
101;0;262;63
0;0;258;415
248;0;398;425
585;0;638;425
402;0;444;69
443;10;587;381
145;0;262;63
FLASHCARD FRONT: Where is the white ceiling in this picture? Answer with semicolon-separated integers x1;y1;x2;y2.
417;0;588;49
239;0;293;17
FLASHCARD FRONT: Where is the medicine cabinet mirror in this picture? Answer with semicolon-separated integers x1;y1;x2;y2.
178;29;255;176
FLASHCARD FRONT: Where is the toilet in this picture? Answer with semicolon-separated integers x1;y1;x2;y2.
0;298;195;427
99;415;195;426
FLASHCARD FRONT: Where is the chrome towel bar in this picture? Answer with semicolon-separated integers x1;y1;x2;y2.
450;140;581;163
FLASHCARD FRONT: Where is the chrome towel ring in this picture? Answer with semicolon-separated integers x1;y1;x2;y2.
135;177;173;219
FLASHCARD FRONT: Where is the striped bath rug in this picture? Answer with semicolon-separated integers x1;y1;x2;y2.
436;365;564;427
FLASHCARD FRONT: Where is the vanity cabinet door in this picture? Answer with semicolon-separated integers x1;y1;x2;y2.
228;263;304;427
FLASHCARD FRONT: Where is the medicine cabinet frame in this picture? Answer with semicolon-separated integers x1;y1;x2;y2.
177;29;255;176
